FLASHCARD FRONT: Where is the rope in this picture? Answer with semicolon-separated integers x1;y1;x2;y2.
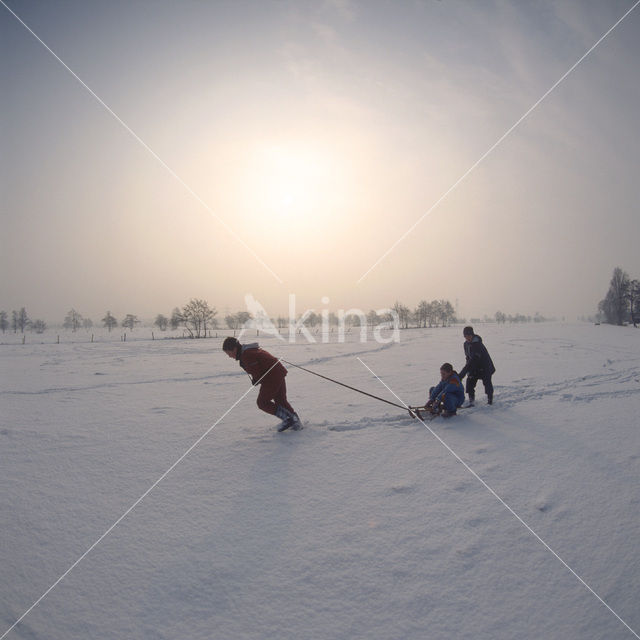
282;359;413;413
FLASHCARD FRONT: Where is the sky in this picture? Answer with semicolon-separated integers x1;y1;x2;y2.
1;0;639;324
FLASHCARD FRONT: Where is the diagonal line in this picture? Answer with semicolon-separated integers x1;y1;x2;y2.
357;0;640;284
0;0;283;285
356;357;640;640
0;360;283;640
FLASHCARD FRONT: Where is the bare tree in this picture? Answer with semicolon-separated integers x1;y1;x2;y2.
0;311;8;333
425;301;439;328
415;301;429;328
305;312;321;328
102;311;118;332
31;319;47;334
170;307;183;330
225;312;251;330
63;309;83;332
436;299;455;326
392;301;411;329
182;299;217;338
628;279;640;328
122;314;140;331
154;314;169;331
15;308;29;333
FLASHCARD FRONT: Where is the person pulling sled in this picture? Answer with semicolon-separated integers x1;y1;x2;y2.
222;337;301;432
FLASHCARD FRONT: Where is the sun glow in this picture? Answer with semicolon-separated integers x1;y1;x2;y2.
237;142;349;236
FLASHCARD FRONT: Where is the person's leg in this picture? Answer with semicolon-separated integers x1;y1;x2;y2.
273;379;295;415
256;374;288;416
256;382;277;415
465;376;478;404
463;376;478;407
442;394;458;414
482;375;494;404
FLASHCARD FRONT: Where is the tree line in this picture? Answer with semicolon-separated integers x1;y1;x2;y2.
0;299;216;338
598;267;639;326
0;308;46;334
494;311;548;324
0;298;461;338
2;295;556;339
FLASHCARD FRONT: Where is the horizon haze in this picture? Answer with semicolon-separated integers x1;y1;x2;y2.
2;0;639;324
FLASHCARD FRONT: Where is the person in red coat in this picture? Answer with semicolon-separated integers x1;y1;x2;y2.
222;337;301;431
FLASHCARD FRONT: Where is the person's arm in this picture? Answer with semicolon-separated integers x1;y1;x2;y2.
431;380;445;404
466;343;484;374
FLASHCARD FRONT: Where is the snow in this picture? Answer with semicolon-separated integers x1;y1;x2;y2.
1;323;639;639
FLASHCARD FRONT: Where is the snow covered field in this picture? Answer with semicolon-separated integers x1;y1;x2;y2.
1;323;639;640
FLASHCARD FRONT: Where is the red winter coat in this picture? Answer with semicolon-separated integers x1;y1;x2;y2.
238;343;287;385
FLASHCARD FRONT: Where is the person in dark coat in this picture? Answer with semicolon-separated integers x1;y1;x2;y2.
426;363;465;417
458;326;495;406
222;337;301;431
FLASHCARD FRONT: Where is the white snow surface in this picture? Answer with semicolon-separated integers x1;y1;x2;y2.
1;323;639;640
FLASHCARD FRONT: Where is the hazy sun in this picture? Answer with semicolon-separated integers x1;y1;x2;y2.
238;142;344;233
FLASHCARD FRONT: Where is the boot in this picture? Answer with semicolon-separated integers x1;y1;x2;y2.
275;405;294;432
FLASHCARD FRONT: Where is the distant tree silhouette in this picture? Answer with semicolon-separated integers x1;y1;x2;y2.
0;311;8;333
225;311;252;330
154;314;169;331
415;301;429;328
628;279;640;327
15;308;29;333
170;307;183;331
181;299;217;338
599;267;630;325
31;319;47;334
122;314;140;331
437;299;455;326
392;301;411;329
102;311;118;332
63;309;83;332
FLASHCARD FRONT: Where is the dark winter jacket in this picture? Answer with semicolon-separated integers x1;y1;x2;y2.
429;372;465;407
459;335;495;379
237;343;287;385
